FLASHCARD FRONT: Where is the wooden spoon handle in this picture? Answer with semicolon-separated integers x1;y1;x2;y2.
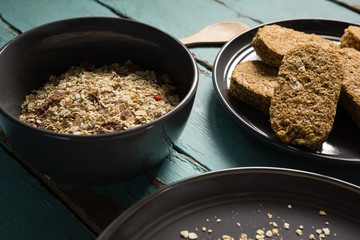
180;21;249;46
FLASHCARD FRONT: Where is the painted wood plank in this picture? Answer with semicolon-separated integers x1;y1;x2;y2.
1;126;203;234
100;0;360;72
0;0;252;188
98;0;260;69
0;0;209;235
331;0;360;12
147;145;207;185
0;0;118;32
99;0;259;39
0;0;358;190
0;0;207;184
222;0;360;23
0;145;95;239
98;0;360;177
172;66;360;187
189;0;360;68
1;1;360;238
0;19;18;47
172;65;292;169
53;175;158;233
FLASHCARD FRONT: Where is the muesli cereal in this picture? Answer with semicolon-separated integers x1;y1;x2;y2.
19;60;180;135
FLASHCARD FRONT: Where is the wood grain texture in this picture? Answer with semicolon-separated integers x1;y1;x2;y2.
99;0;259;39
49;145;207;233
330;0;360;13
0;0;118;32
96;0;360;186
0;18;18;48
0;127;196;234
0;145;95;239
0;0;360;239
52;175;158;233
98;0;260;69
99;0;360;71
222;0;360;22
172;65;360;185
148;146;207;185
189;0;360;68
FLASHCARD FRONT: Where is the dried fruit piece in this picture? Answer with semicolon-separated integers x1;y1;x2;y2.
154;94;162;101
99;121;123;133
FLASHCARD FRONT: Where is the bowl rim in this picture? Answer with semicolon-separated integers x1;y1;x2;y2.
0;17;199;139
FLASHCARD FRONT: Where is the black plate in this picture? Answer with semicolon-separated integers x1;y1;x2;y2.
98;167;360;239
213;19;360;164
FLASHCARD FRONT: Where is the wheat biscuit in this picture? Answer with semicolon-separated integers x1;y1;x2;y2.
269;44;343;149
252;25;339;67
338;47;360;128
229;60;278;114
340;25;360;51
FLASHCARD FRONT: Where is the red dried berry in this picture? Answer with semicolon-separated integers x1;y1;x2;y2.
154;94;162;101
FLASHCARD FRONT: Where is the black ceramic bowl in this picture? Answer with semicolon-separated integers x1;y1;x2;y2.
0;17;198;184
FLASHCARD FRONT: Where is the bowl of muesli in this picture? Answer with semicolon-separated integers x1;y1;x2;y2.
0;17;198;183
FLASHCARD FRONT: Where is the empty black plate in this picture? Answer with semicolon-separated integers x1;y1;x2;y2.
212;19;360;164
98;167;360;239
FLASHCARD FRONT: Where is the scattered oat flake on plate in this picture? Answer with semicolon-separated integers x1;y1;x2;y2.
255;229;265;240
180;230;198;239
272;228;279;236
222;235;234;240
270;221;278;227
180;230;189;238
284;222;290;229
322;227;330;236
265;230;273;238
319;210;327;216
240;233;248;240
188;232;198;239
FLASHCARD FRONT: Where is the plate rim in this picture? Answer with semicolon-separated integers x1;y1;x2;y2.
212;18;360;164
98;166;360;239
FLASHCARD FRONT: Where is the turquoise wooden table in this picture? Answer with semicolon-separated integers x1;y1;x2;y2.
1;0;360;239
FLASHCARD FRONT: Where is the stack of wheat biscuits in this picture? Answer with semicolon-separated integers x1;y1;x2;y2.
229;24;360;150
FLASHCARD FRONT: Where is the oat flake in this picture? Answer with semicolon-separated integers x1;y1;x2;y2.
19;61;180;135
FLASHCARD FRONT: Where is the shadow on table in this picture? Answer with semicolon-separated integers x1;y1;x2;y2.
207;90;360;186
